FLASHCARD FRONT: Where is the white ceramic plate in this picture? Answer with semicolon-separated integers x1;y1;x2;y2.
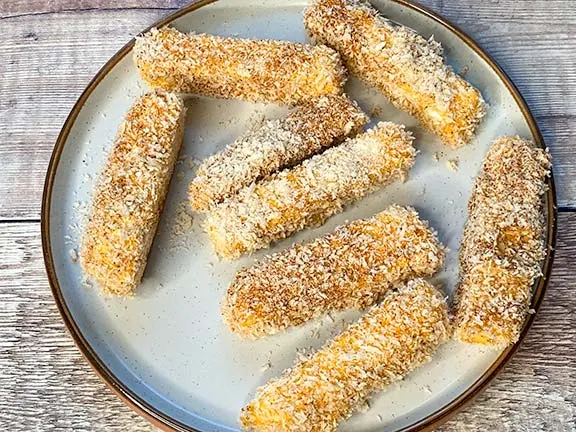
42;1;556;431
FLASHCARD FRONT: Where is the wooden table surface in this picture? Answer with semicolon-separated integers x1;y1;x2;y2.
1;1;575;431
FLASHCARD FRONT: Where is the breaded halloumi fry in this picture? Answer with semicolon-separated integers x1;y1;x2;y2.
189;94;368;212
454;136;551;347
133;27;346;105
80;92;186;295
241;279;451;432
204;122;415;259
304;0;486;147
223;206;444;338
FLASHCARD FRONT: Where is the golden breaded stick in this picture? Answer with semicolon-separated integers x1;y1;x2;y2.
223;205;444;338
454;136;551;347
241;279;451;432
304;0;486;147
80;93;186;295
204;122;415;259
133;27;346;105
189;95;368;212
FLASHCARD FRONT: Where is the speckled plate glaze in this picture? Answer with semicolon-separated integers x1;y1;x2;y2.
42;1;557;431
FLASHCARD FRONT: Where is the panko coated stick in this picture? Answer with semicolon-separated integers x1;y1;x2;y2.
454;136;551;347
241;279;451;432
223;205;445;338
304;0;486;147
134;27;346;105
204;121;416;259
80;92;186;295
189;95;368;212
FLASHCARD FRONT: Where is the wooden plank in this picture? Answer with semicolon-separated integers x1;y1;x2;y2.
0;1;186;18
0;219;574;430
1;1;575;220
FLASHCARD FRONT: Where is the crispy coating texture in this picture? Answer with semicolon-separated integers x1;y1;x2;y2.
223;205;445;338
133;27;346;105
241;279;451;432
454;136;551;347
204;122;415;259
304;0;486;147
80;93;186;295
189;95;368;212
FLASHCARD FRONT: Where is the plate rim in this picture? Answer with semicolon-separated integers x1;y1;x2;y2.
40;1;558;431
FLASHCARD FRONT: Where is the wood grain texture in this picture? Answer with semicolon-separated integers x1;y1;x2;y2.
0;0;576;220
0;0;188;18
0;219;574;431
0;1;575;431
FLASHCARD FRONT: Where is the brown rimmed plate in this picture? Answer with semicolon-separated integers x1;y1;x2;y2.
42;0;557;431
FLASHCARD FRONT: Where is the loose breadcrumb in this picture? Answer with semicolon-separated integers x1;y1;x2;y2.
241;279;451;432
69;248;78;263
80;92;186;295
454;136;551;347
371;106;383;116
189;94;368;212
171;201;194;239
304;0;486;147
134;27;346;105
222;205;445;338
446;158;459;171
204;121;416;259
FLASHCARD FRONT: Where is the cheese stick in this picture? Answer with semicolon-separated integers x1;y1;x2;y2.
80;92;186;295
304;0;486;147
134;27;346;105
454;136;551;347
223;206;444;338
241;279;451;432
